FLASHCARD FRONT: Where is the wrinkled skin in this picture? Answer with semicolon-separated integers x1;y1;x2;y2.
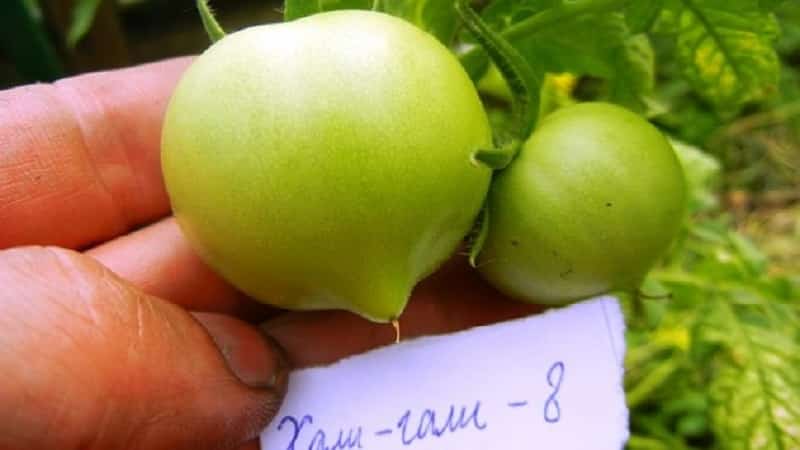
162;11;492;322
478;102;687;304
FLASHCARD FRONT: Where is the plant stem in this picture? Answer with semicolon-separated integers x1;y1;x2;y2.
456;0;540;155
196;0;226;43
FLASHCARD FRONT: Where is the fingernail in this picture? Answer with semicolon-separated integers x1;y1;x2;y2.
195;313;289;389
258;329;290;390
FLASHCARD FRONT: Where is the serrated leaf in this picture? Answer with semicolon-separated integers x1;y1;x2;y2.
669;0;781;112
705;300;800;450
625;0;665;33
66;0;102;48
284;0;371;21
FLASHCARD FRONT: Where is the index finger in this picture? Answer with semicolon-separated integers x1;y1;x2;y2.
0;57;192;249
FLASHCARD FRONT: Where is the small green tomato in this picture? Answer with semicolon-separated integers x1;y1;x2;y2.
161;11;492;322
477;102;687;304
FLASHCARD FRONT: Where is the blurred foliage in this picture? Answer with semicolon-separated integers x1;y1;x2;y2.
66;0;103;48
0;0;64;81
653;1;800;194
621;5;800;447
624;137;800;450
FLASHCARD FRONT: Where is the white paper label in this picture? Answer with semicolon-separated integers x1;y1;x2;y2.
261;296;628;450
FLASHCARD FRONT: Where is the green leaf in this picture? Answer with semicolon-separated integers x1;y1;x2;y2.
284;0;458;44
464;1;655;113
478;0;546;27
381;0;460;44
284;0;371;21
669;138;722;214
66;0;102;48
705;300;800;449
625;0;665;33
519;13;655;112
609;34;656;112
666;0;781;112
512;13;627;77
759;0;787;11
728;232;768;276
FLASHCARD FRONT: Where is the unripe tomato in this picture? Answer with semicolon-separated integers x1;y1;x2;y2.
161;11;492;322
477;102;687;304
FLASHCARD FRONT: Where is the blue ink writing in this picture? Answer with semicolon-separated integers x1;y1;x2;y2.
275;364;569;448
397;401;488;445
309;427;363;450
278;415;312;450
277;414;363;450
544;361;565;423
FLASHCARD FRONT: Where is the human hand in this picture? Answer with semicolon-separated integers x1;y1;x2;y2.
0;58;541;450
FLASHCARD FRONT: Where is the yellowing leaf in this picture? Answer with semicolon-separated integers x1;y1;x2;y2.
672;1;780;112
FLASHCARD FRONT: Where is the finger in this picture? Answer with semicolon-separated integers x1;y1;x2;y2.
86;217;275;320
263;256;543;368
237;440;260;450
0;57;192;250
0;246;288;450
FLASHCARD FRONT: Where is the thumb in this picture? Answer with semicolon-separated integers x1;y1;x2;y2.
0;247;288;450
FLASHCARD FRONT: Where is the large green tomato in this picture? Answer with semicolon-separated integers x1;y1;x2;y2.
477;102;687;304
161;11;492;322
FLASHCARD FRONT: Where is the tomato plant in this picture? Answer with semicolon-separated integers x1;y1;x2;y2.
161;9;491;322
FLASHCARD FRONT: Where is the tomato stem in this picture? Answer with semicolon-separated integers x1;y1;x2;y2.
456;0;540;149
471;139;520;170
196;0;226;43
